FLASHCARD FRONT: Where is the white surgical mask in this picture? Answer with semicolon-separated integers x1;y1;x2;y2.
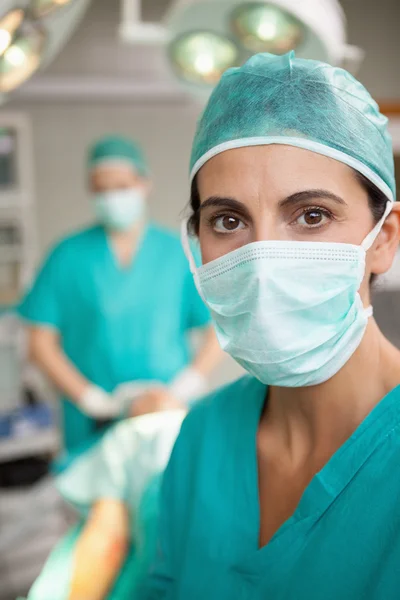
182;202;392;388
93;188;145;231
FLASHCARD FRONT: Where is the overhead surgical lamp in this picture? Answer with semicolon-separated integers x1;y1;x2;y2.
169;31;240;85
0;18;46;93
120;0;363;94
230;2;304;54
0;0;91;101
165;0;363;89
0;8;25;56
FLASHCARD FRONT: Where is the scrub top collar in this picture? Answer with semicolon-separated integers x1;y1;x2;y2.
234;380;400;578
103;221;149;271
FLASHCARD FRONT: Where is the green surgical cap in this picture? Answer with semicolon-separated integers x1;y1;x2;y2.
88;135;149;177
190;52;395;201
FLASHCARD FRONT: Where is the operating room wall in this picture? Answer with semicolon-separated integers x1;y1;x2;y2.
14;101;197;251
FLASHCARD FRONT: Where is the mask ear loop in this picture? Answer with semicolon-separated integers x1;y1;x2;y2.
181;218;197;274
361;200;393;251
361;199;393;319
180;218;205;301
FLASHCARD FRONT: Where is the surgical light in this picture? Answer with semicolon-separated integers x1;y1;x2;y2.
169;31;240;86
0;9;25;57
230;2;304;54
0;0;91;101
0;21;46;93
163;0;363;93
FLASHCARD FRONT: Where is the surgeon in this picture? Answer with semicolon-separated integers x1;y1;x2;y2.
144;53;400;599
19;135;222;452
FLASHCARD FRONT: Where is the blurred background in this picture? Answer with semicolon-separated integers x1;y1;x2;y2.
0;0;399;597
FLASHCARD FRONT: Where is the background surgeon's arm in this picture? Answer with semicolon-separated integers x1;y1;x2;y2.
19;244;115;418
27;325;118;418
20;244;88;403
28;326;89;404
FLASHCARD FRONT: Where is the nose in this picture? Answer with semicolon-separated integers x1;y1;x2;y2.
252;213;284;242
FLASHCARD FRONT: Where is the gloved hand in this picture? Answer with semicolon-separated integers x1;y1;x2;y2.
169;367;208;403
79;385;121;419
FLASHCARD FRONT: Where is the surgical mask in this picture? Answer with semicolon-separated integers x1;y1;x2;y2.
93;188;145;231
182;202;392;388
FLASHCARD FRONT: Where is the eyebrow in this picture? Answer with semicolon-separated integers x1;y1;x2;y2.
279;189;346;208
199;189;346;216
199;196;251;217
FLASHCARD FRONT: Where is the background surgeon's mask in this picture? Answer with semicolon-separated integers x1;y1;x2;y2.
182;202;392;388
93;188;145;231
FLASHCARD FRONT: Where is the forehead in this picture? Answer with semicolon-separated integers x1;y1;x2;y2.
90;164;138;185
197;145;359;199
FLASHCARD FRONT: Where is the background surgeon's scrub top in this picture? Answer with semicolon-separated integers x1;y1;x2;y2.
19;223;209;451
145;376;400;600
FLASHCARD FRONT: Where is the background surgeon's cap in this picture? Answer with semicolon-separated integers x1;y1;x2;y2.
190;52;396;202
88;135;149;177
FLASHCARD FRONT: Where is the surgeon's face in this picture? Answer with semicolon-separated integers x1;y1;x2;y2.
196;144;400;304
90;164;149;195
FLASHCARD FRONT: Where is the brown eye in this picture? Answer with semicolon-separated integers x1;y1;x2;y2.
304;210;323;225
213;215;244;233
296;208;330;229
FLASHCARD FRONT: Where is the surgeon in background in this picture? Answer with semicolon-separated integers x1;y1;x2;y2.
19;135;222;452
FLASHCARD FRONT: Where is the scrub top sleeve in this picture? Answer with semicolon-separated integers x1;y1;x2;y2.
18;245;64;329
184;244;211;330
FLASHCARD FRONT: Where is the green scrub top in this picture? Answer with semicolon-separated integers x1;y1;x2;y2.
144;376;400;599
19;223;209;451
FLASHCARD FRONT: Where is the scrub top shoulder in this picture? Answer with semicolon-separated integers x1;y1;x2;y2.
18;225;98;329
145;377;400;600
